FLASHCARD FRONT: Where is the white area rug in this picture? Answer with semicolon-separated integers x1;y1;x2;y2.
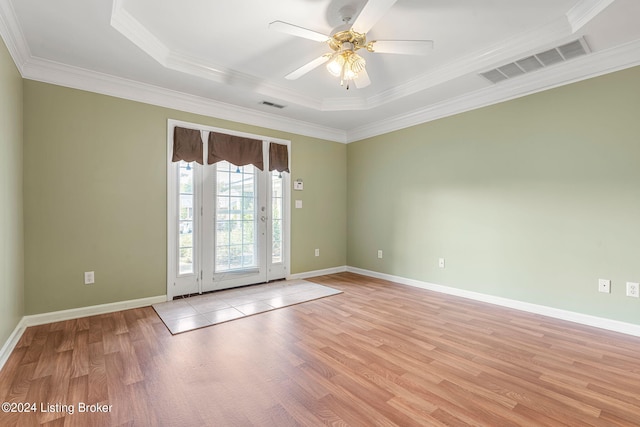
153;279;342;334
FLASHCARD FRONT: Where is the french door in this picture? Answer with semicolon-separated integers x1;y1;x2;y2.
167;120;290;299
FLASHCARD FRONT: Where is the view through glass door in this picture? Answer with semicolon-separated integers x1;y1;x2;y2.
167;121;290;299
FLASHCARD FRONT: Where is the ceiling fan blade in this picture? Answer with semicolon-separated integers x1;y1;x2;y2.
351;0;397;34
368;40;434;55
354;68;371;88
269;21;329;42
285;55;331;80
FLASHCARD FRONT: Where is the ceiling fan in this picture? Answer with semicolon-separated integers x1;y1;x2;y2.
269;0;434;89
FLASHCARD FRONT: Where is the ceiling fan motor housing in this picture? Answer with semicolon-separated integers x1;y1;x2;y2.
329;29;367;52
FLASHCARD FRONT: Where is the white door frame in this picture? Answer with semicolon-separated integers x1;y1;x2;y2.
166;119;291;300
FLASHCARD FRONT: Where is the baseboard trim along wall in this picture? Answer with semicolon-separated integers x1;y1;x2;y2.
4;265;640;371
347;266;640;338
0;295;166;371
288;266;348;280
0;318;28;373
22;295;168;327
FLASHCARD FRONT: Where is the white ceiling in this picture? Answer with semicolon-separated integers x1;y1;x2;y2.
1;0;639;142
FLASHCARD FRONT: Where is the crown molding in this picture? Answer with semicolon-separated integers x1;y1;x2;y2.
21;56;347;143
567;0;617;33
0;0;30;72
108;0;609;113
363;15;575;110
346;38;640;142
10;27;640;146
110;1;324;112
3;0;635;145
110;0;171;65
361;0;615;110
1;0;343;142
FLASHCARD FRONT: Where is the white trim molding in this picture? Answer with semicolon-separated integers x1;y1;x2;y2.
1;0;638;144
288;266;348;281
20;57;347;144
347;266;640;338
110;0;325;113
22;295;167;327
567;0;617;33
0;295;166;371
4;265;639;370
166;119;293;299
347;38;640;142
17;37;639;145
107;0;612;114
0;0;30;73
0;318;27;372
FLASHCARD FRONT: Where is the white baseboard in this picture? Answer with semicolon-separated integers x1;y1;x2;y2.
288;265;347;281
0;317;27;373
0;295;166;372
22;295;167;327
4;266;639;370
347;266;640;338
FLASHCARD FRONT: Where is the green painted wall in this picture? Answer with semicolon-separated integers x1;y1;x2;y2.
0;37;24;343
16;58;640;326
290;136;347;273
23;81;346;315
348;66;640;324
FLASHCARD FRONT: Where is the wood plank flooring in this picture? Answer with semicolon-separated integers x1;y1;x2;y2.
1;272;640;426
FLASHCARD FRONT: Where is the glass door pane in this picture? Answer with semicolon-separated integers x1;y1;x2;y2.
200;157;266;293
271;171;283;265
215;162;257;272
169;157;201;299
178;161;195;275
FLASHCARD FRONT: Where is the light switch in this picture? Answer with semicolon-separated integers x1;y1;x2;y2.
295;200;303;209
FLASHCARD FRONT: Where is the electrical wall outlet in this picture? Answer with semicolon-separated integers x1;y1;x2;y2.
626;282;639;298
314;248;319;257
438;258;445;268
377;250;383;259
598;279;611;293
84;271;95;285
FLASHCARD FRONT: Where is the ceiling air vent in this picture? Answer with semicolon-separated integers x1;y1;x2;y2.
480;38;590;84
259;100;286;109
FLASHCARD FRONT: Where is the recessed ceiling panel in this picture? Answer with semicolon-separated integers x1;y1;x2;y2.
5;0;640;140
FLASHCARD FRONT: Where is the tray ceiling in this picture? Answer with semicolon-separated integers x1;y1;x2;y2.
1;0;639;142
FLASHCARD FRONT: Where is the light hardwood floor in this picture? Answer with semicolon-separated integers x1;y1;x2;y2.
1;272;640;426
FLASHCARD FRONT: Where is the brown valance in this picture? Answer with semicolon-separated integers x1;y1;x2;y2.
172;127;203;164
269;143;290;173
208;132;264;170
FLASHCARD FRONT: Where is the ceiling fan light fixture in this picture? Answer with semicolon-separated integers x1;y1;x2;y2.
347;52;366;73
326;48;366;88
343;66;358;81
270;0;433;89
326;53;346;77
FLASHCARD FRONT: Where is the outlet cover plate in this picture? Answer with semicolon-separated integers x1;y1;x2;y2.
598;279;611;293
377;250;383;259
84;271;95;285
626;282;639;298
